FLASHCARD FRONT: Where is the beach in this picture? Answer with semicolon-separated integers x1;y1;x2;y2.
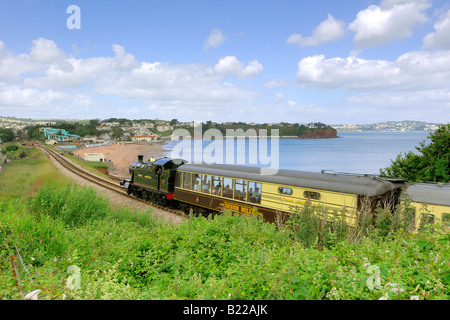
73;142;169;179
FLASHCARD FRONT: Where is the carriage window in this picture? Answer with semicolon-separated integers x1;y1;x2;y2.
443;213;450;226
421;214;435;228
201;175;211;194
183;172;192;190
212;176;222;196
223;178;233;198
278;187;292;195
248;181;261;204
234;179;247;201
176;171;182;188
192;173;201;191
304;191;320;200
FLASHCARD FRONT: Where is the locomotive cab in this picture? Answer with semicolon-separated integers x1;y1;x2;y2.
124;156;186;205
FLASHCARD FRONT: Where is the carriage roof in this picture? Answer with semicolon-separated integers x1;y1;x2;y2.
178;163;406;196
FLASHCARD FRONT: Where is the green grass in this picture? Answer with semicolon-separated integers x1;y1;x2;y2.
63;152;116;182
43;144;115;182
1;182;449;300
0;145;71;200
1;145;449;300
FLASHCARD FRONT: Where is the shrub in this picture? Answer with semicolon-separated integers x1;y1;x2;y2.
381;123;450;182
28;184;108;227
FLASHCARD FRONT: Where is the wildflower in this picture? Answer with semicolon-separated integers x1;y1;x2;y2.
40;239;43;243
379;293;389;300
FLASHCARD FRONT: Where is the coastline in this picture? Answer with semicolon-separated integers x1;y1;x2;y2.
74;142;170;179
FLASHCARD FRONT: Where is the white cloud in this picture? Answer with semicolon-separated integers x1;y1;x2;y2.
0;83;67;107
213;56;263;78
297;55;400;90
24;57;111;89
204;29;225;51
297;50;450;91
30;38;65;64
422;9;450;50
0;39;265;120
346;89;450;121
0;41;41;82
294;50;450;123
286;14;346;47
348;0;430;48
263;78;290;89
112;44;139;70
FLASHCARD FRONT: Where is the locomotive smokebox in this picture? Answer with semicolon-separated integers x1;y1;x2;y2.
138;155;144;162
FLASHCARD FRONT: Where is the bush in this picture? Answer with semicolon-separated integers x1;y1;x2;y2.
1;183;449;300
27;184;108;227
381;124;450;182
5;144;19;152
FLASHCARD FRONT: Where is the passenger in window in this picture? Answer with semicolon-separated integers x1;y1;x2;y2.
224;185;232;197
212;185;221;195
251;187;261;203
194;180;200;191
244;188;252;202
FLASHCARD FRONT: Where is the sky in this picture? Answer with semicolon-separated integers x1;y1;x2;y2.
0;0;450;125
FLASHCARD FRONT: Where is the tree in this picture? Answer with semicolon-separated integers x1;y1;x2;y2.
0;128;14;142
380;124;450;182
111;126;124;140
89;119;101;127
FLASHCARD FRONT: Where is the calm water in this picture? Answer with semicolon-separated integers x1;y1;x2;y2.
162;131;431;175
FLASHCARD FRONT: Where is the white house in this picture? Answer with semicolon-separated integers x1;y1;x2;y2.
132;134;158;142
45;139;58;145
84;153;105;162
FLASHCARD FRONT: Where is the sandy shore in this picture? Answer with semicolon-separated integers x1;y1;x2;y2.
73;142;169;179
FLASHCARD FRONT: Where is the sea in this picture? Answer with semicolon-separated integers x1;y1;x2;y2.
161;131;431;175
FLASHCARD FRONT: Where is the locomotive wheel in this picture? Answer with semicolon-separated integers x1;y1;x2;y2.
159;194;167;207
149;192;157;204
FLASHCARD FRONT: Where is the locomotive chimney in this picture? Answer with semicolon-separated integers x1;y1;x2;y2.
138;155;144;162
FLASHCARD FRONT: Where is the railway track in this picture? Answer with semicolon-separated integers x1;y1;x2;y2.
39;144;186;219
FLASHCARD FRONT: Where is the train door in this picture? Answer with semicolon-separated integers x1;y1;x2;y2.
155;165;163;190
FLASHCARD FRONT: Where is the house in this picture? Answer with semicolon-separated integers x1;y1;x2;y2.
131;134;158;142
156;125;173;132
81;135;97;142
45;139;58;145
84;153;105;162
99;133;111;141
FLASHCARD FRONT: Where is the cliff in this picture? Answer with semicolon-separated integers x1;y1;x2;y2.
298;128;338;139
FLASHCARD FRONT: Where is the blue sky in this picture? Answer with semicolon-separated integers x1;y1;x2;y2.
1;0;449;124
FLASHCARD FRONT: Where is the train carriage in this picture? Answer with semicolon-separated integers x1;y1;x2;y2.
172;163;407;224
403;183;450;230
122;156;450;230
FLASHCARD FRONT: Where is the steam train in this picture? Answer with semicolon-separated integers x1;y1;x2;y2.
121;156;450;229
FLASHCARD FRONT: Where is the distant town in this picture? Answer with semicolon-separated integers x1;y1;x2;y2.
331;120;441;132
0;116;443;145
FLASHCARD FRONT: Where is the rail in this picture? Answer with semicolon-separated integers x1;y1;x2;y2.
38;143;185;218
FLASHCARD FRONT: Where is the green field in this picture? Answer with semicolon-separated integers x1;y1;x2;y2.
0;143;71;200
0;145;449;300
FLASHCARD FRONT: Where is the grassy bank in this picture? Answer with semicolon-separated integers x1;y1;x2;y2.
45;145;114;182
1;182;449;300
0;143;71;200
0;145;449;300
